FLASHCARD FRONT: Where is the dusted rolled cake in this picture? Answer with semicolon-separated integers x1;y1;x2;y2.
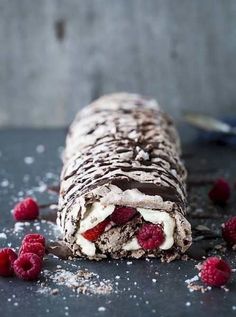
57;93;192;261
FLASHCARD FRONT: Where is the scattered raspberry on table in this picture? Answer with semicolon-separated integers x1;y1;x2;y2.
200;256;231;287
208;178;231;204
22;233;45;247
13;252;42;281
13;197;39;221
0;248;18;277
19;242;45;259
222;216;236;245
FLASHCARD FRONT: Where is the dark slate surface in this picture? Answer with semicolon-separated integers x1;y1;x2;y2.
0;128;235;317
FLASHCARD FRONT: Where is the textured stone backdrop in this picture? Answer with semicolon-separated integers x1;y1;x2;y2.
0;0;236;127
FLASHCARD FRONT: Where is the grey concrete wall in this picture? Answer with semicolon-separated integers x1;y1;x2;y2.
0;0;236;127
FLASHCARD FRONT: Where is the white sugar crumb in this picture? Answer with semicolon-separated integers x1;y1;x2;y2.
1;179;9;187
24;156;34;164
185;302;191;307
49;204;58;210
23;175;30;182
185;274;213;293
46;172;55;179
232;306;236;310
127;261;133;265
221;285;229;292
13;222;30;233
0;232;7;239
152;279;157;283
38;269;114;296
38;183;47;193
185;275;199;284
98;307;106;312
36;145;45;153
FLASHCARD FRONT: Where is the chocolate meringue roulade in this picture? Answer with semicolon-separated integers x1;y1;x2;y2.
57;93;192;261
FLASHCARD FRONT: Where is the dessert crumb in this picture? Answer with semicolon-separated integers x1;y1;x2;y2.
98;307;106;312
24;157;34;165
0;233;7;239
36;145;45;153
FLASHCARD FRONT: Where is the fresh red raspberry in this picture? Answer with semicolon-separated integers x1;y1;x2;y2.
82;220;109;241
137;224;165;250
200;257;231;287
13;197;39;221
208;178;231;204
19;242;45;258
22;234;45;247
222;216;236;245
13;253;42;281
110;206;137;225
0;248;17;277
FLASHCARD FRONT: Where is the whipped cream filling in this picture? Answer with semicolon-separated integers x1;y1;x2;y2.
75;202;175;256
76;234;96;257
79;202;115;233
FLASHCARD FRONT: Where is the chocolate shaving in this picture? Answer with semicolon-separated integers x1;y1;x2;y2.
46;241;73;259
47;185;60;194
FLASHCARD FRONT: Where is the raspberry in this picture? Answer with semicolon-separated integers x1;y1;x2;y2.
208;178;231;204
110;206;137;225
222;216;236;245
137;224;165;250
13;197;39;221
22;234;45;247
19;242;45;258
82;220;109;241
200;257;231;287
13;253;42;281
0;248;17;277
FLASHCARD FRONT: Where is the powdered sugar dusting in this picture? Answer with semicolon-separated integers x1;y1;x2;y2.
13;222;31;234
38;268;114;296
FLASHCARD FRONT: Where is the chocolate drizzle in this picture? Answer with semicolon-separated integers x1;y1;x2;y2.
111;178;183;204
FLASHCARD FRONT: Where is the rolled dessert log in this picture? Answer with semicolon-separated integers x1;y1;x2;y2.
57;93;192;261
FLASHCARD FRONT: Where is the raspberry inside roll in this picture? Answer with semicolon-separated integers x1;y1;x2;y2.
57;93;192;261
